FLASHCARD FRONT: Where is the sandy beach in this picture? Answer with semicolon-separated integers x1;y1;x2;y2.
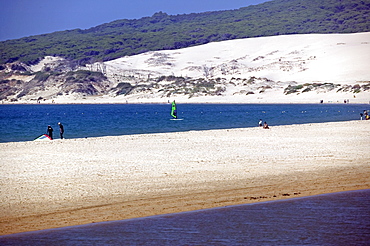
1;120;369;235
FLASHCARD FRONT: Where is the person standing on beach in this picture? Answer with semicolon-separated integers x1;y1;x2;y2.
58;122;64;139
47;125;53;140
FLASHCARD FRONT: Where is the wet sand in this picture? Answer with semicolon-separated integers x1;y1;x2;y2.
1;120;369;235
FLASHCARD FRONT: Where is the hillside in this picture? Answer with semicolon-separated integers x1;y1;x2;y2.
0;0;369;65
1;32;369;104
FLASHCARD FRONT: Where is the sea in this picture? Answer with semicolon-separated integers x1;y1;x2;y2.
0;190;369;245
0;103;368;143
1;103;369;245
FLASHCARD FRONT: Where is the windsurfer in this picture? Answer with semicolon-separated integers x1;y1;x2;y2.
171;101;178;119
173;109;177;119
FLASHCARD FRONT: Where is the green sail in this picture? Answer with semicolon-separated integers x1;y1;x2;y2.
171;101;177;119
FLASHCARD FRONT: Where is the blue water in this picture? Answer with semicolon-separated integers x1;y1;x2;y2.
1;189;369;245
0;103;368;143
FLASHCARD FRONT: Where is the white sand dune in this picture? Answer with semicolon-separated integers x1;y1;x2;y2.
82;32;370;104
106;32;370;83
14;32;369;104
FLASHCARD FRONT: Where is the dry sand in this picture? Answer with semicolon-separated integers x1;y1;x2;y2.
1;120;369;235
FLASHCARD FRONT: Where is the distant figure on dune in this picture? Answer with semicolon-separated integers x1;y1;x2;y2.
47;125;53;139
263;122;269;129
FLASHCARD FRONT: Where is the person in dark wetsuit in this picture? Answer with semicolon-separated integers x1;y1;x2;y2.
47;125;54;139
58;122;64;139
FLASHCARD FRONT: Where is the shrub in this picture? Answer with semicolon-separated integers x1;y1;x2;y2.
284;84;303;95
34;72;51;82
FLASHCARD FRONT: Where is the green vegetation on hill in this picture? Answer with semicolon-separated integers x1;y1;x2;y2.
0;0;369;65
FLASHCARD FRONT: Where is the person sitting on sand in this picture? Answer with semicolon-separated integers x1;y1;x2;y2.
364;110;369;120
259;119;263;127
263;122;269;129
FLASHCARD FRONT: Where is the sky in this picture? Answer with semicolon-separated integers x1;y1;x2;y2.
0;0;270;41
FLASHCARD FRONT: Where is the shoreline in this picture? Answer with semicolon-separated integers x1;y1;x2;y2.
2;99;370;105
3;188;370;238
1;119;368;144
0;102;370;106
1;121;369;235
2;89;370;105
